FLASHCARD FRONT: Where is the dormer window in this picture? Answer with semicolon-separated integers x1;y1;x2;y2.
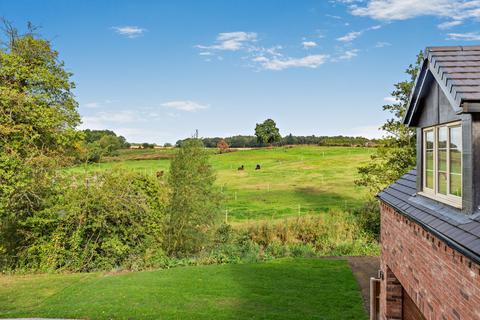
421;122;462;207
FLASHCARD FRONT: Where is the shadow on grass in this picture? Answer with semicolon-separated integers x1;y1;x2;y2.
227;258;368;320
293;187;363;212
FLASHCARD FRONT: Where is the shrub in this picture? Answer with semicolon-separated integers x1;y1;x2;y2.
166;139;222;256
231;211;379;257
353;200;381;239
20;170;168;272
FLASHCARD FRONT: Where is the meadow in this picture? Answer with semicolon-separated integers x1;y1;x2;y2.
0;147;376;319
68;146;374;221
0;258;367;320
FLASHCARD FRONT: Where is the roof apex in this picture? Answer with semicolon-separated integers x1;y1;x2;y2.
404;45;480;126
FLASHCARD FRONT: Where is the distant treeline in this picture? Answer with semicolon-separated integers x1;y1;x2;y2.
177;134;379;148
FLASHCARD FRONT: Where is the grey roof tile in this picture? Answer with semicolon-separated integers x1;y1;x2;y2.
428;46;480;106
378;169;480;263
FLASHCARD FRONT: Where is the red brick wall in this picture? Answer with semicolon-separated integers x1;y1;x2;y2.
380;202;480;320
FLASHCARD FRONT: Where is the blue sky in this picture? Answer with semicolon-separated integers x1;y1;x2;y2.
2;0;480;144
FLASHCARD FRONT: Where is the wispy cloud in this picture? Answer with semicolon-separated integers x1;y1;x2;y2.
161;100;209;112
344;0;480;28
82;99;113;109
302;41;318;49
80;111;139;131
196;32;257;51
112;26;147;38
438;20;463;29
337;25;381;42
337;31;363;42
375;41;391;48
447;31;480;41
257;54;330;71
339;49;359;60
198;29;368;71
84;102;100;108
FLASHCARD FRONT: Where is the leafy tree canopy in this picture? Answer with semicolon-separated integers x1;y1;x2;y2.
166;139;222;256
0;21;83;266
255;119;281;145
355;52;423;195
0;21;82;214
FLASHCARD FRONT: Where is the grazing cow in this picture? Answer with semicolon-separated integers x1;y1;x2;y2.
156;170;164;178
238;165;244;171
255;164;261;170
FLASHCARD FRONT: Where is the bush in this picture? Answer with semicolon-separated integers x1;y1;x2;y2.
17;170;168;272
353;200;381;239
166;139;222;256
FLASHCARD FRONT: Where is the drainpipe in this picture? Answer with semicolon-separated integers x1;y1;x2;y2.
370;270;383;320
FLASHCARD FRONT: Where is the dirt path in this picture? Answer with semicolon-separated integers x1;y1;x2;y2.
347;256;380;313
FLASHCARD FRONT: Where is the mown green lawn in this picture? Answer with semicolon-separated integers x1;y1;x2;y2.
67;146;374;221
0;259;367;320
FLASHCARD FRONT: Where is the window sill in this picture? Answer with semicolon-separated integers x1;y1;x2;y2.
418;191;462;209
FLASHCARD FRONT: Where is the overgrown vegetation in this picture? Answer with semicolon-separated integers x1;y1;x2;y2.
0;21;82;268
0;22;379;274
166;139;222;256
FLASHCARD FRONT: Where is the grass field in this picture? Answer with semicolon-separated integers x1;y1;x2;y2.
68;146;374;221
0;258;367;320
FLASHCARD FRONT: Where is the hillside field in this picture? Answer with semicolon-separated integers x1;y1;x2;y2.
68;146;374;221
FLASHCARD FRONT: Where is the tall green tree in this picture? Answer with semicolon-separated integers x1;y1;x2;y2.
166;139;222;256
0;21;81;266
356;52;424;195
255;119;281;145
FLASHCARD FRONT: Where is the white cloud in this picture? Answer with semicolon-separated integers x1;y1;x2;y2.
348;0;480;28
258;54;330;71
80;111;139;130
84;102;100;108
112;26;147;38
196;32;257;51
339;49;359;60
82;99;113;109
447;32;480;40
302;41;318;48
197;32;332;71
375;41;391;47
337;25;382;42
337;31;363;42
161;100;209;112
438;20;463;29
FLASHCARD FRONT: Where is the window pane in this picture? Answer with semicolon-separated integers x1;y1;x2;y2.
450;126;462;151
450;149;461;174
426;150;434;171
438;127;447;149
450;173;462;197
438;149;447;172
426;170;434;189
438;172;447;195
426;131;434;149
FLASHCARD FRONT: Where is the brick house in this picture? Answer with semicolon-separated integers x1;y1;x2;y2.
375;46;480;320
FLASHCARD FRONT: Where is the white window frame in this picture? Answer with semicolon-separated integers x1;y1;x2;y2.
420;121;462;208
